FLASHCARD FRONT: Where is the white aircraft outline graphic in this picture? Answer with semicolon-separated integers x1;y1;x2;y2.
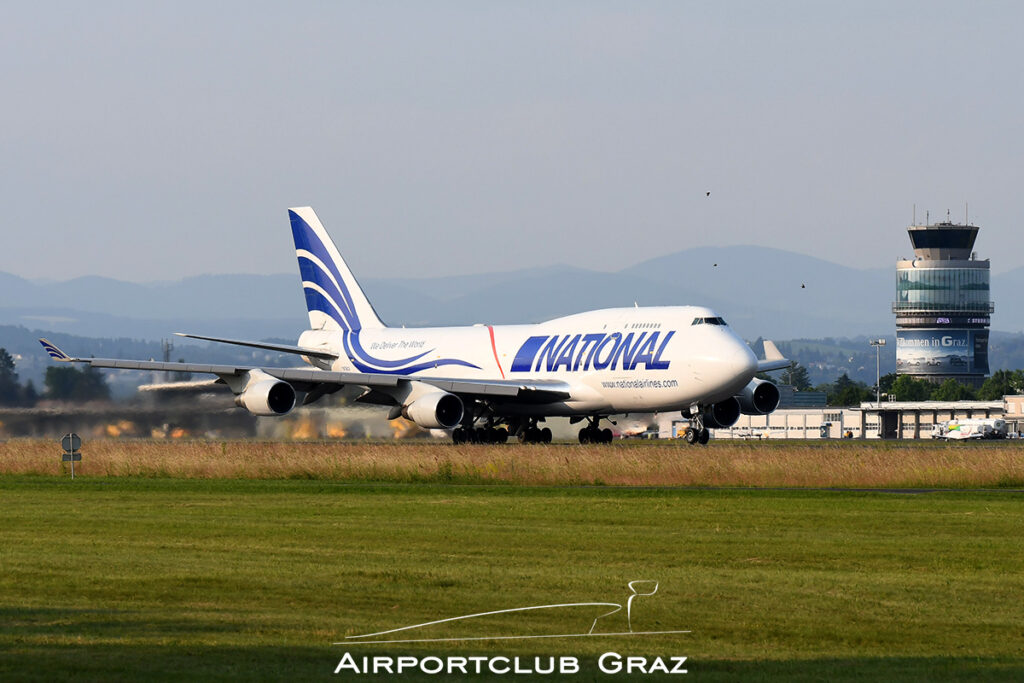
336;580;690;645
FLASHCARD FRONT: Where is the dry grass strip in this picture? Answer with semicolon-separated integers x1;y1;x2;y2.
4;438;1024;488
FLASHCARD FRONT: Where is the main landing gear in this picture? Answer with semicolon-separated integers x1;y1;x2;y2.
452;425;509;444
452;416;551;444
578;417;614;444
518;419;552;444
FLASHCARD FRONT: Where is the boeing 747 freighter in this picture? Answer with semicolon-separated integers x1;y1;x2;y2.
41;207;789;444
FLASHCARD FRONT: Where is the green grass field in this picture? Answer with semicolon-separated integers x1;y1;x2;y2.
2;475;1023;681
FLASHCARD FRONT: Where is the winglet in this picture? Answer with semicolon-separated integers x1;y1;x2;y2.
39;338;73;362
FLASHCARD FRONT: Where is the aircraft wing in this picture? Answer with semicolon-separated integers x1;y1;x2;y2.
409;377;571;403
39;339;571;404
138;379;224;393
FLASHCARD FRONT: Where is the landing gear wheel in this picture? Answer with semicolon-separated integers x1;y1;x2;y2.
698;428;710;445
452;428;464;444
579;422;612;444
540;427;552;444
684;428;698;445
496;427;509;444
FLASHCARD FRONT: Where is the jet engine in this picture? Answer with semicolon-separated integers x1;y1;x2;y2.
703;396;741;429
402;390;464;429
736;378;780;415
235;378;296;416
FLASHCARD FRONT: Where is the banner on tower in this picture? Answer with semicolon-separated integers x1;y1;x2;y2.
896;329;988;375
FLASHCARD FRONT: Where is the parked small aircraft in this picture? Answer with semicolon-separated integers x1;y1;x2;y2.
931;418;1007;440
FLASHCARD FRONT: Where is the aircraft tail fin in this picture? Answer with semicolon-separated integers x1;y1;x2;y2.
288;207;386;331
762;340;784;361
757;339;791;372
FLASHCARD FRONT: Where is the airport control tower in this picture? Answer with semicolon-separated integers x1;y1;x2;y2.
893;218;992;387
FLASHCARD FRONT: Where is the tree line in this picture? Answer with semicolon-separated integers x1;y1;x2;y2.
781;362;1024;406
0;348;109;405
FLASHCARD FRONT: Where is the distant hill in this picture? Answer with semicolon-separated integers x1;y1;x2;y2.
619;246;895;338
0;273;306;340
2;245;1021;343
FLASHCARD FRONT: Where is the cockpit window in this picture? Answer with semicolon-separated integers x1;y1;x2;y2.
691;317;727;326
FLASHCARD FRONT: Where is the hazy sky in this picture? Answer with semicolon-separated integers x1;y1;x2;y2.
2;1;1021;282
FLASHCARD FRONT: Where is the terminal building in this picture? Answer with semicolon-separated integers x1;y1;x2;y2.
893;219;993;387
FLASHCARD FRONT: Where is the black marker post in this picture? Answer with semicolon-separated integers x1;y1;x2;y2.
61;433;82;479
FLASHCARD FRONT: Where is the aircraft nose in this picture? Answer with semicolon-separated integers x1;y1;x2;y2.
725;335;758;377
702;334;758;396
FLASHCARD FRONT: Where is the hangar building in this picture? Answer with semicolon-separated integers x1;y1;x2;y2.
686;395;1023;440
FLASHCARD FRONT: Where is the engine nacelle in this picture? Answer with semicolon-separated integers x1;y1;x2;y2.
704;396;741;429
236;379;296;416
402;390;464;429
737;378;780;415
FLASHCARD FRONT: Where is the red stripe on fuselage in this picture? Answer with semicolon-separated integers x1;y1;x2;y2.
487;325;505;379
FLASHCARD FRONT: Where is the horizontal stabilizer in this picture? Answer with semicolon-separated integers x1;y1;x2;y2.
174;332;338;360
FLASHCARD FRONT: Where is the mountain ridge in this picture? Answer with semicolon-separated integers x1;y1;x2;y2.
2;245;1020;341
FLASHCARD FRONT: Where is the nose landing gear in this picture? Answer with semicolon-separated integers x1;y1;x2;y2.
684;426;710;445
682;409;710;445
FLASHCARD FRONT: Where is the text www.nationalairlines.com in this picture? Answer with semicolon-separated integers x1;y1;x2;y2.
601;379;679;389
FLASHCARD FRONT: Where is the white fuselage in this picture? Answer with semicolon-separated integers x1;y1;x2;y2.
298;305;758;416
